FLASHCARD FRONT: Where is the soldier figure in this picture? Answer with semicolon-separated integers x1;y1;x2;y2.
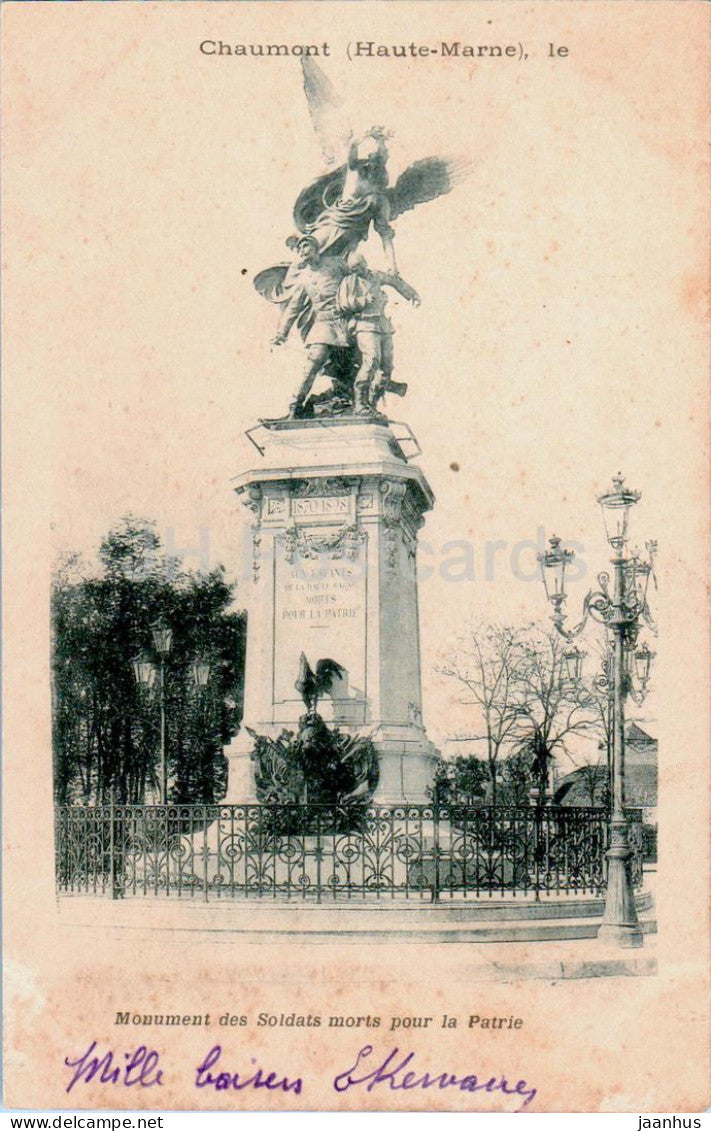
336;257;420;414
271;236;349;418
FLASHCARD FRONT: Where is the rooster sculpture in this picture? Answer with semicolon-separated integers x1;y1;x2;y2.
295;652;346;714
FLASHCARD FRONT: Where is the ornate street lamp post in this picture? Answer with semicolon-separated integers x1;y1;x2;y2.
132;622;173;805
133;635;211;805
538;475;656;948
151;620;173;805
590;647;615;795
132;650;158;801
192;654;212;739
583;636;653;801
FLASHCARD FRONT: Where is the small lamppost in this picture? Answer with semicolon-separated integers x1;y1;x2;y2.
132;650;159;800
151;620;173;805
132;621;173;804
538;475;656;948
192;654;211;737
133;635;211;805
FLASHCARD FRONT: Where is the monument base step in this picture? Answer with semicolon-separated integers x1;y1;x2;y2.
57;890;655;945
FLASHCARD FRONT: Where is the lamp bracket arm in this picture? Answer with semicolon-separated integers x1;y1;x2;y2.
584;588;614;627
552;590;599;640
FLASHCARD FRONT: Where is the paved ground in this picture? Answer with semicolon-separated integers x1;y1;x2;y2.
54;869;657;980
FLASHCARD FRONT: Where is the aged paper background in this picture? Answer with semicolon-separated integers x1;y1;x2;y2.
2;0;710;1112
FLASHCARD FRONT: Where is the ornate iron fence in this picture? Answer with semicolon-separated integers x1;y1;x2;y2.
55;803;644;902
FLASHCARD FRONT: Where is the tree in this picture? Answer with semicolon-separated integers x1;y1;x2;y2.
512;629;598;803
573;762;610;807
497;753;533;806
52;516;246;805
438;623;527;805
431;754;489;806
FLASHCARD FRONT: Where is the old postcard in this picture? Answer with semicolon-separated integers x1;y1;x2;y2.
2;0;710;1114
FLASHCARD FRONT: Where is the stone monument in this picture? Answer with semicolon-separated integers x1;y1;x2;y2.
225;416;437;804
225;58;470;805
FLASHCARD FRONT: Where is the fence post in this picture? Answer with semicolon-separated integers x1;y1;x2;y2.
432;803;440;904
203;806;209;903
109;786;118;899
533;804;542;903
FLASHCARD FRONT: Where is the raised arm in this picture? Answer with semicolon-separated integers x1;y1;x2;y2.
373;194;398;275
377;271;420;306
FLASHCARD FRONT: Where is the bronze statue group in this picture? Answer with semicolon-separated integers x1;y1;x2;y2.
254;64;469;420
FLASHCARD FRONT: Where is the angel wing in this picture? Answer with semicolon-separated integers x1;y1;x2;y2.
253;264;315;340
387;156;472;221
253;264;291;303
301;57;352;167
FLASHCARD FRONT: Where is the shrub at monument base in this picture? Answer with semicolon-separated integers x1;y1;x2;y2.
248;712;379;835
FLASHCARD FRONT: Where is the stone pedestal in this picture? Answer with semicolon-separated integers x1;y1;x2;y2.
225;417;437;804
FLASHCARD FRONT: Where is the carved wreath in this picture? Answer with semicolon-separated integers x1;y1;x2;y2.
281;524;365;564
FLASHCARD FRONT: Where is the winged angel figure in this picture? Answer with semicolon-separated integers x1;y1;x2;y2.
254;58;471;419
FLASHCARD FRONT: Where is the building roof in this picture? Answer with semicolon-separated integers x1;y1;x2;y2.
553;762;657;810
626;722;657;748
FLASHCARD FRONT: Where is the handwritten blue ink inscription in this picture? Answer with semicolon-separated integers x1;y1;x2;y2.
63;1041;536;1109
195;1045;303;1095
334;1045;537;1109
64;1041;164;1094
